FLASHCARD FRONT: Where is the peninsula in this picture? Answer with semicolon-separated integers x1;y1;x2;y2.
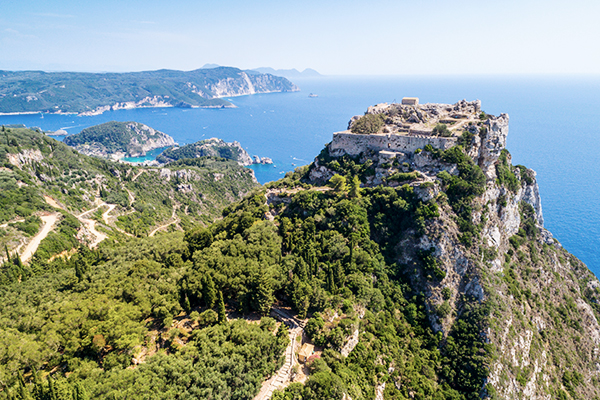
63;121;176;161
0;67;299;115
156;137;272;166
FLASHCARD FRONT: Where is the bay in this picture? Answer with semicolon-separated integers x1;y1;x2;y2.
1;75;599;276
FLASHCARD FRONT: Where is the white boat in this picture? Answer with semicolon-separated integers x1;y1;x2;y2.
308;93;318;98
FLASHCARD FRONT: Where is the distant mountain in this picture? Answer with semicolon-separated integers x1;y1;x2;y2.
0;67;299;115
251;67;322;79
200;63;221;69
64;121;176;160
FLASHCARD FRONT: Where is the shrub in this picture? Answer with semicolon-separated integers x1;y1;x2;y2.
350;114;385;134
432;123;452;137
437;301;451;318
442;287;452;300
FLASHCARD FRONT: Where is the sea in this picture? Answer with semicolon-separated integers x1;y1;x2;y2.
1;75;599;276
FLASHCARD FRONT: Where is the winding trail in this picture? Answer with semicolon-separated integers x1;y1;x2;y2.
20;214;58;262
78;217;108;248
148;206;179;237
254;308;305;400
131;169;146;181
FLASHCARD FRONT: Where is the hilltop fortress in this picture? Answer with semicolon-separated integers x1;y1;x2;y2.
325;98;510;182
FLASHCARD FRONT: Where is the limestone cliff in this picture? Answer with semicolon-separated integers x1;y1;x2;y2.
304;100;600;399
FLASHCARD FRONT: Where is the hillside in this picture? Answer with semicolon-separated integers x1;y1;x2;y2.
0;125;258;277
157;137;271;166
1;100;599;400
63;121;176;160
0;67;299;115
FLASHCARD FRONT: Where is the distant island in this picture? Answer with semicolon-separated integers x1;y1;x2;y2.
0;67;298;115
200;64;321;79
156;138;273;166
251;67;321;79
64;121;176;161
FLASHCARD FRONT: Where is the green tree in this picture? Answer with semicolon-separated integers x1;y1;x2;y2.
72;253;89;282
73;382;89;400
328;174;347;193
202;274;217;308
348;175;361;198
184;227;213;256
433;123;452;137
350;113;384;134
217;291;227;324
253;269;274;316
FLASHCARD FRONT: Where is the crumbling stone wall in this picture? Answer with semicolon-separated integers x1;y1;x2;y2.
329;132;457;157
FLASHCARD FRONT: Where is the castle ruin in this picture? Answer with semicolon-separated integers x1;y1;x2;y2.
329;98;482;157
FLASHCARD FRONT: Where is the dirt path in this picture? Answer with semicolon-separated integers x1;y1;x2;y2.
102;204;116;224
148;206;179;237
131;169;145;181
125;188;135;206
44;196;62;209
0;218;25;229
21;214;58;263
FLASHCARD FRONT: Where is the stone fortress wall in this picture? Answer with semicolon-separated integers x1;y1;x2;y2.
327;98;484;157
329;131;457;156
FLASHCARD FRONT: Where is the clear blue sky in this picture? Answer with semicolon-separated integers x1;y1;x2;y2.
1;0;598;75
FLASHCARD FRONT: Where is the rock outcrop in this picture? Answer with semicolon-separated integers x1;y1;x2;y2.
304;100;600;399
157;137;272;167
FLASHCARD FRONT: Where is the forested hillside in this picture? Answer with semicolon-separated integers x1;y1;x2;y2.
63;121;176;160
0;126;257;285
2;104;600;400
0;67;298;115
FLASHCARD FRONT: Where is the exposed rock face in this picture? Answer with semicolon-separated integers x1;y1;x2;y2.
209;71;299;98
306;100;600;398
6;149;44;169
476;114;509;180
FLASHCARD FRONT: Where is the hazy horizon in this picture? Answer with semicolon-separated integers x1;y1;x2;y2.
1;0;599;76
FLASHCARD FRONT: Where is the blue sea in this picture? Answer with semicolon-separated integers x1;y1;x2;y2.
1;75;599;276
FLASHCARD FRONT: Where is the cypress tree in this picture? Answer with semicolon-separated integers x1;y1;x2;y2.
254;270;273;316
47;377;57;400
217;291;227;324
203;274;217;308
73;382;88;400
32;369;44;400
349;175;361;198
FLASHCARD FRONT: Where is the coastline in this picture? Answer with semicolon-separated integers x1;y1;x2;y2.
0;103;237;117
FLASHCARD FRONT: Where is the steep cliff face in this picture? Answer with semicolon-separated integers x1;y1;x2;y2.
305;100;600;399
208;71;299;98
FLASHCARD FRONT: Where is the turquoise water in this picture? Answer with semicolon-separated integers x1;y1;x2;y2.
122;146;171;163
1;75;599;276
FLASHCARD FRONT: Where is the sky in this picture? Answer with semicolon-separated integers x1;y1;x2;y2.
1;0;599;75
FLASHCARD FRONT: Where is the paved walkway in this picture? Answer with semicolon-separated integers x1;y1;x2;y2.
253;308;305;400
